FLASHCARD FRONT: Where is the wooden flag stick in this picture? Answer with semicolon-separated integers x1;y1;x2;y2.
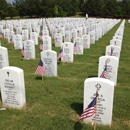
12;43;14;50
94;91;98;130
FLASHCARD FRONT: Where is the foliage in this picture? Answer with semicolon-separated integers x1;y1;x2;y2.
0;0;130;18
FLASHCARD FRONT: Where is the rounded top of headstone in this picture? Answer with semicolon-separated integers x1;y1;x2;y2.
0;46;7;50
84;77;114;86
0;66;23;72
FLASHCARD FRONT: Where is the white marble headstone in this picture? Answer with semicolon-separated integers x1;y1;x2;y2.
110;39;122;48
42;36;52;51
77;28;82;37
64;31;71;42
98;56;119;85
41;50;57;76
54;33;62;47
61;42;73;63
74;37;83;54
95;29;99;41
0;66;26;109
0;25;3;34
83;77;114;126
105;45;121;58
0;46;9;69
82;26;86;35
113;35;122;41
33;27;40;37
16;27;22;35
8;31;14;43
89;31;95;44
22;29;29;41
24;40;35;59
13;34;23;49
82;34;90;49
4;29;10;39
71;29;77;40
42;30;49;36
30;32;38;45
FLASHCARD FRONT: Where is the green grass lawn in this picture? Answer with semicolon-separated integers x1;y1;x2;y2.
0;19;130;130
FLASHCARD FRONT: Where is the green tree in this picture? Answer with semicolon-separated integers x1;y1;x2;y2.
7;3;18;19
0;0;8;19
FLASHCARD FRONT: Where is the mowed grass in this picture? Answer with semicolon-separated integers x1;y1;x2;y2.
0;19;130;130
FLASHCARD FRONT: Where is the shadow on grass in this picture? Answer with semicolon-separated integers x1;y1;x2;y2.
57;60;62;65
35;76;42;80
52;43;55;47
71;103;83;130
21;58;24;61
73;121;83;130
71;102;83;116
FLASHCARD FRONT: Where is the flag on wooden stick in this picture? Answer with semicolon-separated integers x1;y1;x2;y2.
57;48;63;60
0;33;2;38
73;42;77;54
35;60;45;76
39;41;43;50
79;97;96;120
110;47;114;56
100;64;107;79
39;35;43;40
21;46;24;57
8;38;12;44
55;38;58;45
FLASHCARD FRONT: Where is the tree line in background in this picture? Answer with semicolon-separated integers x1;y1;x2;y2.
0;0;130;19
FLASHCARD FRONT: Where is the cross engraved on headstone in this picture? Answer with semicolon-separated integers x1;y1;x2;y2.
95;83;101;91
65;44;68;47
46;52;50;57
106;58;110;64
7;71;10;77
0;63;2;69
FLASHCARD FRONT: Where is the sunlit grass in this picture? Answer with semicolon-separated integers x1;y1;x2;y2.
0;19;130;130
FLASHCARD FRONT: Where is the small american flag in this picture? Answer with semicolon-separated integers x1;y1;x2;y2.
100;64;107;78
21;46;24;57
8;38;12;44
77;30;80;37
64;35;67;42
39;35;43;40
39;41;43;50
57;48;63;60
79;97;96;120
55;38;58;45
110;47;114;56
73;42;77;54
0;33;2;38
35;60;45;76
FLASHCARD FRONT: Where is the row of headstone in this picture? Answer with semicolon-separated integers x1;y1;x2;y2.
81;20;125;126
36;19;121;76
47;18;120;45
0;19;46;109
0;18;121;112
0;18;120;60
99;20;125;85
3;29;39;44
0;40;26;109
